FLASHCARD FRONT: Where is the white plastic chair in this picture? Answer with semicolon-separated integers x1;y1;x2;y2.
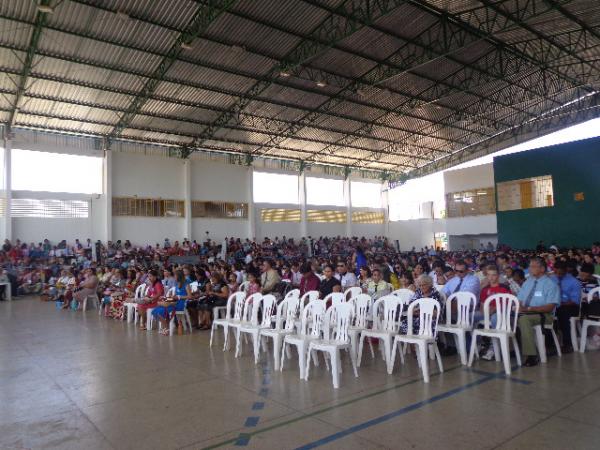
358;295;403;372
533;310;562;363
239;281;249;292
348;294;372;358
210;291;246;350
229;293;262;352
236;294;277;363
390;288;414;305
344;286;362;301
295;290;320;331
281;299;327;379
126;284;147;324
390;298;443;382
324;292;346;307
169;285;195;336
305;302;358;388
579;287;600;353
468;293;521;375
260;294;301;370
83;293;100;311
437;292;477;365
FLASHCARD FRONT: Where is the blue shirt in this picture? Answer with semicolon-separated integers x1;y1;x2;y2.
552;273;582;305
517;275;560;308
443;273;481;301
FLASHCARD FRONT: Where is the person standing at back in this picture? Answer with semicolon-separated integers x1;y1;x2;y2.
517;257;560;366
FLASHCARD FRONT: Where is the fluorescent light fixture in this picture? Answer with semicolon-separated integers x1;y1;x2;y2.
279;70;291;77
180;42;193;50
316;80;327;87
37;4;54;13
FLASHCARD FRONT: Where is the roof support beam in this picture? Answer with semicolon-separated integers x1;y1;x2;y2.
6;0;50;133
105;0;236;147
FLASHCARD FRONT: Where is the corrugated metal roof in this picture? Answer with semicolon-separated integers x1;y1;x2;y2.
1;0;598;176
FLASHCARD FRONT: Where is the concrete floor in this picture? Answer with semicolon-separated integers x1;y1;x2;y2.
2;298;600;450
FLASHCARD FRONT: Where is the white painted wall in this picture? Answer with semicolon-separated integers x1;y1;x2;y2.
192;218;249;242
191;160;249;202
112;217;185;245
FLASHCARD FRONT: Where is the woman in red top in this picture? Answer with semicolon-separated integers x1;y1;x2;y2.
138;270;163;331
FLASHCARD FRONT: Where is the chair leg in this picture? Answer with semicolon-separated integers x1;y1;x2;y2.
383;336;392;374
468;333;477;367
428;342;435;360
252;331;260;365
456;331;467;365
350;345;359;378
499;336;511;376
551;329;562;357
357;334;365;367
492;339;501;362
280;340;287;372
388;339;398;375
534;326;547;364
512;336;522;366
235;329;242;358
209;323;216;347
285;342;292;359
223;325;231;351
368;337;375;359
570;317;579;352
298;342;307;380
417;342;430;383
579;322;589;353
434;343;444;373
331;350;340;388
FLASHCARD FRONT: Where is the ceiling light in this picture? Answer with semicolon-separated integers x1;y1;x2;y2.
316;80;327;87
180;42;193;50
37;4;54;13
279;70;291;77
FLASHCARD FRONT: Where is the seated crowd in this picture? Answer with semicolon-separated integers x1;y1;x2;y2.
2;236;600;365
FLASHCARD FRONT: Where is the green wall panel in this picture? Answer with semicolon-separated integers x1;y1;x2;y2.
494;137;600;249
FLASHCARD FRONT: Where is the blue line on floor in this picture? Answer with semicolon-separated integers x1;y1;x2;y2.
234;434;250;446
467;368;532;385
252;402;265;410
294;368;522;450
245;416;260;427
259;387;269;396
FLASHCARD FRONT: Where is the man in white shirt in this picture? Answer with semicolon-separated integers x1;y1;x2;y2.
290;262;302;287
335;261;357;290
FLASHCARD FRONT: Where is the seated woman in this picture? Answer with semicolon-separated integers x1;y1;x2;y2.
72;268;99;309
152;270;191;336
137;270;163;331
358;266;372;292
244;272;260;297
227;272;239;293
399;274;442;335
399;272;416;291
198;272;229;330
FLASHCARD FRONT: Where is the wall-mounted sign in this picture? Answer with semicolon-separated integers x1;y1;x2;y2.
574;192;585;201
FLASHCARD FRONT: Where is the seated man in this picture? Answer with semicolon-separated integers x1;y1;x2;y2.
319;264;341;299
553;260;582;353
517;257;560;367
366;268;390;300
335;261;357;290
260;259;281;295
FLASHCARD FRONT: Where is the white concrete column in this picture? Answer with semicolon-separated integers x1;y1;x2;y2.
247;166;256;240
3;138;12;241
183;159;192;240
382;181;390;238
103;149;112;242
344;177;351;238
299;172;307;238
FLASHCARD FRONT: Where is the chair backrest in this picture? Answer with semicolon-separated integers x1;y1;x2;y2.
353;294;372;328
166;287;176;298
134;284;147;299
344;286;362;301
586;286;600;303
372;295;402;332
283;288;300;302
189;281;199;293
242;292;263;323
258;294;277;327
324;292;346;307
228;291;247;321
483;293;519;333
299;299;326;337
391;288;414;305
406;297;440;338
275;294;300;331
445;292;477;327
239;281;249;293
299;290;319;310
329;302;354;343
